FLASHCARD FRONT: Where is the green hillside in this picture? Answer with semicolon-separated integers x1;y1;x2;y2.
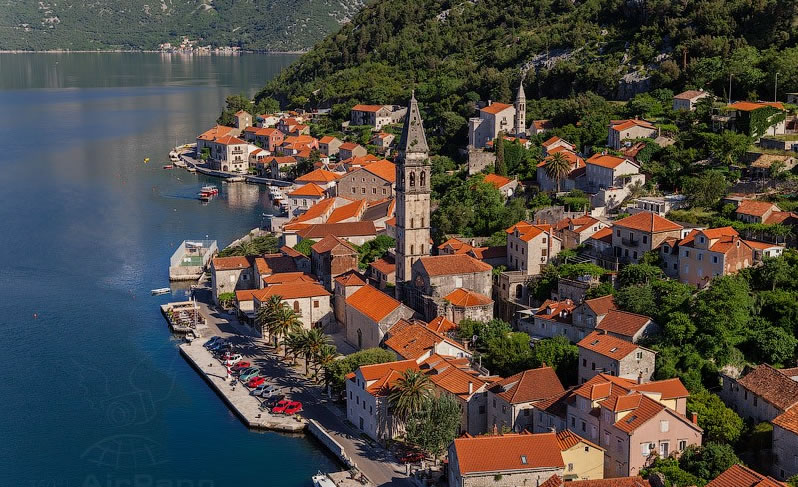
0;0;365;51
257;0;798;148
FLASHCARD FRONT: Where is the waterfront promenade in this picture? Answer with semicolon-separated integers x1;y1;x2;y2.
181;297;412;486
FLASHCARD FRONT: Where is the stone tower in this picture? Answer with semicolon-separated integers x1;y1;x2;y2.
514;81;526;137
395;92;431;299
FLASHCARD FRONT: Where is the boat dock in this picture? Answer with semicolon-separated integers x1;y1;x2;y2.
160;301;209;335
179;154;292;187
180;340;307;433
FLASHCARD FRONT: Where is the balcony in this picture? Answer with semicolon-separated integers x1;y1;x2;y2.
621;238;640;247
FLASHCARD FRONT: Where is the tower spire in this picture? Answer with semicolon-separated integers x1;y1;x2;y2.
398;92;429;158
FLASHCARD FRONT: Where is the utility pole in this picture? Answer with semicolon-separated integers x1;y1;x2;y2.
775;72;781;102
728;73;733;105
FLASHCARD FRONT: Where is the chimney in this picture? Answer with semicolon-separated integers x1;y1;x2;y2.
493;423;499;435
691;412;698;425
637;371;643;385
488;100;492;106
468;381;474;395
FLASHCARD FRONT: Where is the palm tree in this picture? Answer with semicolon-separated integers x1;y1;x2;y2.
237;239;258;256
315;344;339;386
300;328;330;376
387;369;432;423
271;305;302;357
256;295;283;340
544;151;572;193
282;330;305;365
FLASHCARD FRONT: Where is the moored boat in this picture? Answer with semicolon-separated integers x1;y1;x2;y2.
151;288;171;295
269;186;283;202
163;164;174;169
311;472;336;487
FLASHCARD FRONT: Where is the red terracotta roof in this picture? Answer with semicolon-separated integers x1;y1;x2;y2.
483;173;512;189
212;256;251;271
728;101;784;112
535;299;576;322
326;199;366;224
417;254;493;277
429;363;489;399
262;272;317;285
351;104;386;113
675;90;708;100
480;102;513;115
319;135;339;144
611;119;656;131
595;310;652;339
586;153;632;169
572;373;637;400
584;295;617;316
346;284;402;322
489;367;565;404
296;221;377;239
444;288;493;307
369;255;395;275
452;432;565;475
706;464;788;487
214;135;247;146
281;245;309;260
773;406;798;434
541;475;650;487
736;200;779;217
736;364;798;411
339;142;362;151
632;378;690;400
235;289;259;302
252;281;330;300
288;182;326;197
311;234;357;254
334;270;367;287
253;254;297;275
588;227;613;243
427;316;457;334
467;246;506;260
543;136;569;147
578;331;642;360
614;211;682;233
554;430;604;451
609;394;666;434
362;160;396;183
438;237;473;254
197;125;234;141
384;322;465;360
506;221;554;242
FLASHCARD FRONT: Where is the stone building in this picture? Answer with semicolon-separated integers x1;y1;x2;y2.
467;83;527;148
719;364;798;424
252;281;333;331
345;284;414;350
611;212;683;264
210;256;254;304
577;331;656;384
310;235;359;291
333;270;366;328
406;254;493;321
335;160;396;201
394;93;432;301
506;221;562;275
486;367;566;433
607;119;657;150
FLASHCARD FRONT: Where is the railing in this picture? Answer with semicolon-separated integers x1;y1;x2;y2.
621;238;640;247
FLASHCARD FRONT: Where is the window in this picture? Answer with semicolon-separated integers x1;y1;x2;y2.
361;188;366;194
349;391;352;400
659;442;669;457
524;409;530;416
617;229;621;237
541;248;547;257
520;455;528;465
493;399;496;407
410;172;415;187
592;362;596;370
313;300;319;308
293;301;300;312
642;235;648;244
420;171;426;186
699;236;705;244
678;440;687;451
502;405;506;413
698;253;703;261
568;463;574;472
581;421;586;432
754;397;758;407
684;250;689;257
479;406;485;414
636;351;643;360
660;420;669;432
571;417;576;428
372;188;376;194
713;256;718;263
351;188;356;194
382;188;387;195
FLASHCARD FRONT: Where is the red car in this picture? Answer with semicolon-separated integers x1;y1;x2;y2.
231;361;251;371
399;451;424;464
247;376;265;388
270;399;291;414
283;401;303;415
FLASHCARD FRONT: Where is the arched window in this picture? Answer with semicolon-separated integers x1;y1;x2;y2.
421;217;425;227
420;171;426;187
410;218;415;228
411;244;415;255
409;172;415;187
293;301;300;312
357;329;362;349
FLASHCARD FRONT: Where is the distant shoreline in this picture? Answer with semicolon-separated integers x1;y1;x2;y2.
0;49;307;55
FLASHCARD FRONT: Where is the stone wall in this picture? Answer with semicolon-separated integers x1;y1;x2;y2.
467;147;496;175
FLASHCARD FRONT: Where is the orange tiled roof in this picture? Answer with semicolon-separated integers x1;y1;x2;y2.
611;119;656;131
773;406;798;434
614;211;682;233
506;221;554;242
334;270;367;287
351;104;386;113
483;173;512;189
339;142;362;151
280;245;309;260
533;120;553;131
736;364;798;411
385;322;465;361
595;310;652;339
262;272;317;285
369;255;396;275
326;199;366;224
288;198;337;225
675;90;708;100
214;135;247;146
295;169;341;183
252;281;330;301
417;254;493;277
427;316;457;334
467;246;506;261
707;464;788;487
554;430;604;451
212;256;251;271
586;153;631;169
429;363;488;398
438;237;473;254
489;367;565;404
541;475;650;487
577;331;642;360
296;221;377;239
362;159;396;183
197;125;234;141
728;101;785;112
346;284;402;322
543;135;569;147
537;148;585;169
235;289;259;301
452;432;565;475
311;234;357;254
319;135;339;144
535;299;576;322
588;226;613;243
253;254;297;275
633;378;690;400
288;182;326;198
480;102;513;115
736;200;779;217
444;288;493;307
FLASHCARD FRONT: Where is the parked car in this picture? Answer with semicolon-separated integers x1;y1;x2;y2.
399;451;424;464
203;336;222;348
231;361;251;371
263;394;285;408
208;340;228;351
247;376;266;388
223;354;243;366
254;384;277;397
238;369;260;381
271;399;291;414
283;401;303;415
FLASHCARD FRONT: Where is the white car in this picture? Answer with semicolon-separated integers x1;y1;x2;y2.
223;354;243;366
253;384;277;397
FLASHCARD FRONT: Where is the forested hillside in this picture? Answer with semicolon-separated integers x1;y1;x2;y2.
0;0;364;51
257;0;798;148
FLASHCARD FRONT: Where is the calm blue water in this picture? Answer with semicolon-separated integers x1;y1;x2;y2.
0;53;339;486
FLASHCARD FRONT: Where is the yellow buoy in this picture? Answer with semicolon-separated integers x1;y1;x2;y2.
144;157;150;163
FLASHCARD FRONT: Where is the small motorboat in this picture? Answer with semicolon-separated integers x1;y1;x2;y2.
199;185;219;200
226;175;245;182
311;472;336;487
269;186;283;202
163;164;174;169
168;151;180;162
151;288;171;295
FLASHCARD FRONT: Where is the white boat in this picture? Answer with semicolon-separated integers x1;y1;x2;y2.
226;175;246;182
169;151;180;162
311;472;336;487
151;288;171;295
269;186;283;201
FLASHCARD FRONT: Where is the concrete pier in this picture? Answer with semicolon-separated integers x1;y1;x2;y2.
179;340;306;432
